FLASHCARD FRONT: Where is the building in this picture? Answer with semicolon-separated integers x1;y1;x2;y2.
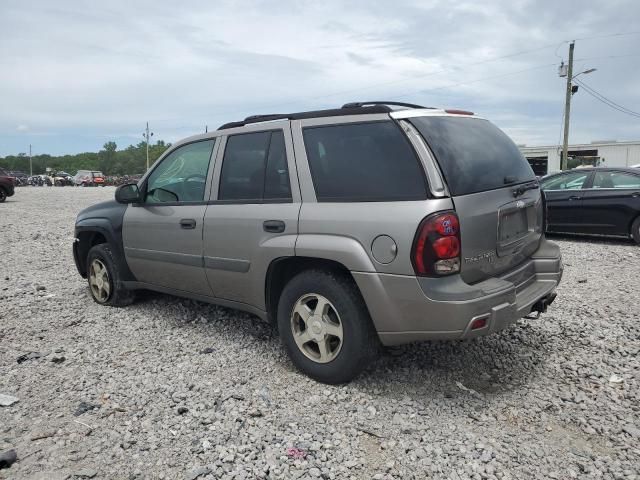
518;140;640;176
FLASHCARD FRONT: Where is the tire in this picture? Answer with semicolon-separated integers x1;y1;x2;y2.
631;216;640;245
277;269;379;384
0;188;6;203
86;244;135;307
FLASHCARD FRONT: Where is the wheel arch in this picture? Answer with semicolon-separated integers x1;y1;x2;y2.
74;219;135;281
265;256;356;327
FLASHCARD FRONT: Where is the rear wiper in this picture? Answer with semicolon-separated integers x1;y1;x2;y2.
512;181;539;198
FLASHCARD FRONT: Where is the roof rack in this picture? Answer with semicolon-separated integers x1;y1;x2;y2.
341;101;430;109
217;101;430;130
218;105;390;130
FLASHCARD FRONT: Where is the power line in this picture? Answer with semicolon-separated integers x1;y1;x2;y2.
394;62;558;99
573;78;640;118
205;30;640;123
574;78;640;117
572;30;640;41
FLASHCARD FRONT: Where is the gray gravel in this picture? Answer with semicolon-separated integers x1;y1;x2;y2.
1;187;639;480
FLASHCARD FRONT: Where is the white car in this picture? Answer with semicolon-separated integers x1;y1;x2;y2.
631;163;640;168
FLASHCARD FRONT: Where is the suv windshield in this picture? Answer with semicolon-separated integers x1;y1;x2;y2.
410;116;535;196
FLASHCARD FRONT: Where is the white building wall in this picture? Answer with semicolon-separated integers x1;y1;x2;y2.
520;141;640;174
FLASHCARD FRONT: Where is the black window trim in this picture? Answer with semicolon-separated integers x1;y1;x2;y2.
301;119;430;203
216;129;293;204
140;137;218;206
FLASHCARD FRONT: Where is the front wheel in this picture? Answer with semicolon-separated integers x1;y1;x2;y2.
632;216;640;245
0;188;6;203
86;244;135;307
277;269;379;384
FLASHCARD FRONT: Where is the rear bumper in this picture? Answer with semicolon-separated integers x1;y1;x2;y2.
353;238;563;346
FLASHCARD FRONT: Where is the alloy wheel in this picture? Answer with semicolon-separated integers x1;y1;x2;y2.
290;293;343;364
89;259;111;303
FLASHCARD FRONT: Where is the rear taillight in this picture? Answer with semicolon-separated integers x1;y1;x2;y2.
411;211;461;276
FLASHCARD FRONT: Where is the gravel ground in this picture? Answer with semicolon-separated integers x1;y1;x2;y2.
1;187;639;480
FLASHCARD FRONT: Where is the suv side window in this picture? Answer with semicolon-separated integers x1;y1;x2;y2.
302;121;427;202
219;130;291;201
541;171;590;190
146;140;215;204
592;171;640;189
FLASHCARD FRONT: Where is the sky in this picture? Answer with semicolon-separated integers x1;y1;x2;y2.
1;0;639;157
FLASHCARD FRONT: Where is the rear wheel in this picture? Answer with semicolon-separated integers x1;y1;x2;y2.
277;269;379;384
0;188;6;203
631;216;640;245
86;244;135;307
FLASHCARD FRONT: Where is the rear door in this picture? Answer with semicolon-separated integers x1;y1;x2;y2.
581;170;640;235
203;121;300;309
408;115;544;283
540;171;592;233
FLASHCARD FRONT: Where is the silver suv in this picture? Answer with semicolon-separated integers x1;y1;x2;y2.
73;101;563;383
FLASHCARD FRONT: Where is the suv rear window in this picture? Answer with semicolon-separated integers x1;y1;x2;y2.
410;116;535;196
303;121;427;202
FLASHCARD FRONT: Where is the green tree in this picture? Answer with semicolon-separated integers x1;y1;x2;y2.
0;140;171;175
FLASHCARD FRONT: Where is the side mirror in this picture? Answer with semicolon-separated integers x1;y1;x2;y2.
115;183;142;204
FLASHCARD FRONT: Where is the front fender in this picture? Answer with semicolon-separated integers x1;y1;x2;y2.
74;217;136;282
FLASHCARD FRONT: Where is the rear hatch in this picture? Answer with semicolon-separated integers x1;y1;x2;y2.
409;115;542;284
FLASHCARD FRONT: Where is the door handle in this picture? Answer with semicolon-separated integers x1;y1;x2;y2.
179;218;197;229
263;220;285;233
568;195;581;201
632;192;640;198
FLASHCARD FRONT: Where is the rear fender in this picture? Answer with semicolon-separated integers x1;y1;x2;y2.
294;234;376;272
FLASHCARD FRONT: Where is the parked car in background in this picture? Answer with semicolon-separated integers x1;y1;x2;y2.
72;101;563;383
541;167;640;244
631;163;640;169
52;171;73;186
0;168;16;202
74;170;105;187
8;171;29;186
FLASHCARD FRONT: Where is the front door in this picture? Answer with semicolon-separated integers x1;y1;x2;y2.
203;123;300;310
123;139;218;296
542;170;592;233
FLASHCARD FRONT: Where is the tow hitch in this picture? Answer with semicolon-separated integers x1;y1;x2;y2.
525;292;557;319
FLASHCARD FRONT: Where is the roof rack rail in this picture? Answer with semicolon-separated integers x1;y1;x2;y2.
218;104;393;130
243;114;288;122
341;101;431;109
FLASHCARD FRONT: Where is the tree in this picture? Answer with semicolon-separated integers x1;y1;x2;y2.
99;141;117;173
0;140;170;175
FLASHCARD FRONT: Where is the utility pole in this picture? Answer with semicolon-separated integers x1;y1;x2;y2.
561;41;575;171
143;122;153;171
29;144;32;176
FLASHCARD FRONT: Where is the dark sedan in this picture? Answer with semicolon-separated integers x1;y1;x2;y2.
540;167;640;244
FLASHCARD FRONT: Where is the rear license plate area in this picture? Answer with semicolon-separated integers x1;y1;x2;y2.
500;209;528;243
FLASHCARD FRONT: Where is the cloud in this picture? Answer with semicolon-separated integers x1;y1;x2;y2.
0;0;639;155
16;125;29;132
